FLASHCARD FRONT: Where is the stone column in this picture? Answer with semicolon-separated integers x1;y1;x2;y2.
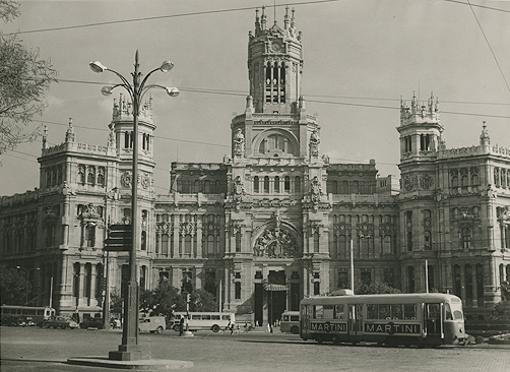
501;223;506;249
460;264;466;304
472;267;478;308
196;216;202;258
78;263;85;306
90;264;97;307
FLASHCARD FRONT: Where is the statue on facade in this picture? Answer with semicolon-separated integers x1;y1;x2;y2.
309;129;320;158
233;128;245;157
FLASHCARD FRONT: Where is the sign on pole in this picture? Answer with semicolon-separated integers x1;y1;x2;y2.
104;224;132;251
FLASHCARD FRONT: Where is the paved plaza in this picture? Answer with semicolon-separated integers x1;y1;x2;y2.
1;327;510;371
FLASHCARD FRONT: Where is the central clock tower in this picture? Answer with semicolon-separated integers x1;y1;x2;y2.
247;7;303;115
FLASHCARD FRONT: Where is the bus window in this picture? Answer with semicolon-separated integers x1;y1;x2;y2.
282;315;289;321
202;314;211;320
324;305;334;319
192;315;202;320
403;304;417;320
367;304;377;319
334;304;345;319
314;305;324;319
211;315;220;320
391;304;403;320
453;310;463;320
290;315;299;321
378;304;390;320
444;304;453;320
221;315;230;320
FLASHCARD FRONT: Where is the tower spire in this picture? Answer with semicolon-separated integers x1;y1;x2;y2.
273;0;277;25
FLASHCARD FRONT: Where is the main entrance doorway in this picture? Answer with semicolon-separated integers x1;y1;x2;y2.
267;287;287;325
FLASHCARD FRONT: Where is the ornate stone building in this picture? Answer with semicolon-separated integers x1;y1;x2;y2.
1;9;509;323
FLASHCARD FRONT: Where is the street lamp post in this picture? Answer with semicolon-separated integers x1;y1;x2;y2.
89;51;179;361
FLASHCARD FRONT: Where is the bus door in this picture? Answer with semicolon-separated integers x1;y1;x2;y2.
348;304;361;336
424;303;442;337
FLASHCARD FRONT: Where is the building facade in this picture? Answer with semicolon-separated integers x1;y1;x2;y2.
1;9;509;323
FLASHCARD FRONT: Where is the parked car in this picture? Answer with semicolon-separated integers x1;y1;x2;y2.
139;316;166;334
40;316;78;329
80;316;104;329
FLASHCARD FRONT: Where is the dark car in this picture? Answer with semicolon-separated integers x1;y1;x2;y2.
41;316;78;329
80;316;104;329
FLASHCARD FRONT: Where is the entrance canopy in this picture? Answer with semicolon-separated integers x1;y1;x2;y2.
263;283;288;291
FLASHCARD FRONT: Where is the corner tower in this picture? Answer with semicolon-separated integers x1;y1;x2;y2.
248;7;303;115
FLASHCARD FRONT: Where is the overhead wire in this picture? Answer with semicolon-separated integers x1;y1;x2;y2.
466;0;510;95
8;0;344;35
6;0;510;36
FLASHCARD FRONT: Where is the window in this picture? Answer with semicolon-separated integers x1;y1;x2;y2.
85;224;96;247
337;270;349;289
274;176;280;193
407;266;415;292
263;176;270;193
87;166;95;185
445;303;453;320
184;235;192;255
361;270;372;286
378;304;390;320
97;167;105;187
403;304;417;320
405;211;413;251
313;281;320;295
313;305;323;319
284;176;290;192
367;304;378;319
253;176;259;193
383;268;394;287
235;282;241;300
78;165;86;184
391;304;403;320
141;231;147;251
294;176;301;193
313;231;320;253
235;231;242;252
460;227;472;249
334;304;345;319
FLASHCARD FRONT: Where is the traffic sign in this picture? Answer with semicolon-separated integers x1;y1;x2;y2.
104;224;132;251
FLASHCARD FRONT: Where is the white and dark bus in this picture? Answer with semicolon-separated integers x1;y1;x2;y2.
300;293;465;346
1;305;55;326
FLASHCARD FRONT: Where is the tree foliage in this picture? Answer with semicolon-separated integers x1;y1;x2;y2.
0;264;31;305
0;0;57;155
139;283;218;316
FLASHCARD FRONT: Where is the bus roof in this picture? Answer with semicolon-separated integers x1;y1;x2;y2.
300;293;460;305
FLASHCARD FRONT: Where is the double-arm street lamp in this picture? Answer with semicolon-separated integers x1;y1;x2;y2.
89;51;179;361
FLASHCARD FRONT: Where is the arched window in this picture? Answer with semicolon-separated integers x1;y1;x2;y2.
57;166;63;185
263;176;270;193
124;131;130;148
274;176;280;193
352;181;359;194
383;236;392;255
253;176;260;193
97;167;105;187
203;180;211;194
451;176;458;188
78;165;86;185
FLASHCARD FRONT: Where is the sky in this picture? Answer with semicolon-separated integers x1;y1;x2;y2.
1;0;509;196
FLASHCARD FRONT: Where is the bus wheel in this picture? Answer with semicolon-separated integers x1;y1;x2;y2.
173;324;180;332
211;325;220;333
290;326;299;334
155;326;164;334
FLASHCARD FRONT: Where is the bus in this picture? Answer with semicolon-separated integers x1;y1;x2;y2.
171;312;235;333
1;305;55;326
300;293;465;347
280;311;300;334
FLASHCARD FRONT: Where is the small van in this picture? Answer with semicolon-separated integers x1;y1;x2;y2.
138;316;166;334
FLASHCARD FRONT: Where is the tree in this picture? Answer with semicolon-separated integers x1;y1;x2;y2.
0;0;57;155
355;282;401;295
0;264;31;305
189;289;217;312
